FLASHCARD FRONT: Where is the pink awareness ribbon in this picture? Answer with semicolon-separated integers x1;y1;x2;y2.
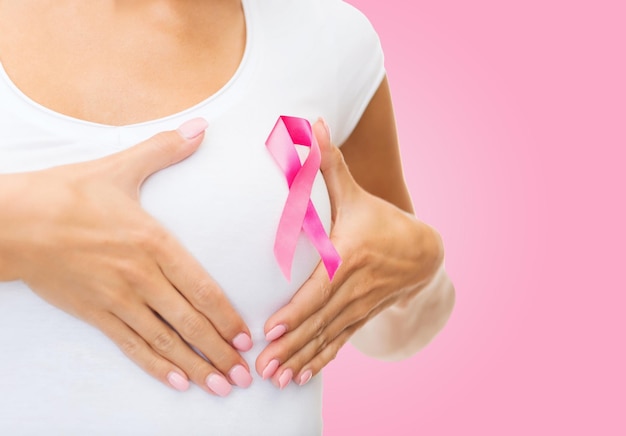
266;116;342;281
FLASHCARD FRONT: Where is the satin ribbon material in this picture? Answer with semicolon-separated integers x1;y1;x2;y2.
266;116;341;281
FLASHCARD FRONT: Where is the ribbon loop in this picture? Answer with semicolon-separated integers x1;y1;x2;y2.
266;116;342;281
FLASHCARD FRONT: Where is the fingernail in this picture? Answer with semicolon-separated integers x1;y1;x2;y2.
262;359;280;380
278;369;293;389
232;332;253;352
167;371;190;392
265;324;287;342
229;365;253;388
177;117;208;140
206;373;232;397
298;370;313;386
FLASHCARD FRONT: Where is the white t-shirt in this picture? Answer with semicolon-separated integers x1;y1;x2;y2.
0;0;385;434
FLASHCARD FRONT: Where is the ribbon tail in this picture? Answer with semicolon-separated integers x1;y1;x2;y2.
274;239;294;282
273;168;319;281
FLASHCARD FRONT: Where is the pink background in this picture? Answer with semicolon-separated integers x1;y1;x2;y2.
323;1;625;435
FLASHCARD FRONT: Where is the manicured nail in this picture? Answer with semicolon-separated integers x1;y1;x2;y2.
265;324;287;342
229;365;253;388
177;117;208;140
232;332;253;352
167;371;190;392
206;373;232;397
278;369;293;390
262;359;280;380
298;370;313;386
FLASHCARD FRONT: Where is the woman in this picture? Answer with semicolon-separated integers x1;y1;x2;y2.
0;0;454;434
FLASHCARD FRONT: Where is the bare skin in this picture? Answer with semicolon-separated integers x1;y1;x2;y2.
0;0;245;125
0;0;454;391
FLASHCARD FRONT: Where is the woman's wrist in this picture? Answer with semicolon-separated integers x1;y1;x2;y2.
392;214;445;307
348;215;452;361
350;261;455;361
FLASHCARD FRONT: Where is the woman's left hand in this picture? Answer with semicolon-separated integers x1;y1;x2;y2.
255;119;443;388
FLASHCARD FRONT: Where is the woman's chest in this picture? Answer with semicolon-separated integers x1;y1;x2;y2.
0;109;332;327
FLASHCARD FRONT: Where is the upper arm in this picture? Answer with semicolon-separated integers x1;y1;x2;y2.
338;76;415;214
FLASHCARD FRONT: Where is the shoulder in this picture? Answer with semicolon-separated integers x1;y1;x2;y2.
248;0;385;145
251;0;383;77
253;0;379;43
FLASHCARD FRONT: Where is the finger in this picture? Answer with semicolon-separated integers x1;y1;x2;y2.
314;118;359;209
92;310;191;392
143;281;253;389
269;322;364;389
271;290;400;388
115;302;246;395
103;118;208;192
262;261;339;344
257;284;379;384
154;231;253;352
257;267;361;378
262;246;367;345
294;324;364;386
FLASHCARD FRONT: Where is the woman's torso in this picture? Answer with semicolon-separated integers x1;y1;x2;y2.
0;0;385;434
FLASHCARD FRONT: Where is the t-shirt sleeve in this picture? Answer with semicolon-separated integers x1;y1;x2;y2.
322;0;386;146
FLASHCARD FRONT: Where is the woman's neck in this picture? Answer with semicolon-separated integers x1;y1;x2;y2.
111;0;239;34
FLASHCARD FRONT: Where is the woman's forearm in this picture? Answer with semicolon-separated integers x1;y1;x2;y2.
338;78;456;360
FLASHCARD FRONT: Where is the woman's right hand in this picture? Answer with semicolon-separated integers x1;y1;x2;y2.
0;118;253;396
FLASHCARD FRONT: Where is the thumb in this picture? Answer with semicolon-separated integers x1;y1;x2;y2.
314;118;358;208
110;117;208;192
